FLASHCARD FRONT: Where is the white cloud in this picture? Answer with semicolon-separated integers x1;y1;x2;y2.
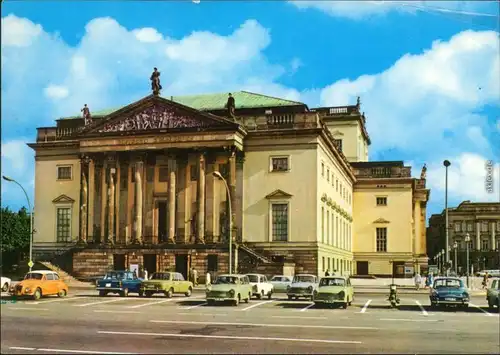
290;1;498;20
320;30;499;159
1;13;42;47
44;84;69;100
133;28;163;43
426;153;500;202
290;58;302;74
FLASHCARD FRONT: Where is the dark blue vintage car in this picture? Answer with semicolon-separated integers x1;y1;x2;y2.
429;277;469;309
96;271;143;297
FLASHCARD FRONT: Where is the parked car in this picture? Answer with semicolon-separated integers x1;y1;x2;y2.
486;277;499;310
246;273;274;299
314;276;354;309
96;270;143;297
141;272;193;298
205;274;252;306
1;276;11;292
287;274;319;300
430;277;469;309
9;270;68;300
270;275;293;293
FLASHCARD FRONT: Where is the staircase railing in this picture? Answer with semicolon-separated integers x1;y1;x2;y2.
238;243;271;264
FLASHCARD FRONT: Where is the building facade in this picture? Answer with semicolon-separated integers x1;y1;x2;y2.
28;87;429;280
427;201;500;272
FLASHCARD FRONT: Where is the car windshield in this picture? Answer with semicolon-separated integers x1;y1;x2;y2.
247;275;259;282
24;273;43;280
214;276;239;284
434;279;462;288
104;272;126;280
320;278;345;287
293;275;315;283
150;273;170;280
271;276;290;282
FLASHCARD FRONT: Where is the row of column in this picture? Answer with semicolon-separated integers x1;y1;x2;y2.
475;221;496;251
78;150;238;245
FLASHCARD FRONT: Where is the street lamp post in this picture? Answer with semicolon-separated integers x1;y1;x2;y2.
2;175;34;272
443;159;451;276
212;171;233;274
453;241;458;274
465;233;470;287
441;248;445;274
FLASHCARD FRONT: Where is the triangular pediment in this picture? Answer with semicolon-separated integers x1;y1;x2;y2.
373;218;390;224
331;130;344;136
265;189;293;199
52;194;75;204
81;95;239;135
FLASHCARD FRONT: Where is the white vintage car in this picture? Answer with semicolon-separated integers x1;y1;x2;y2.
246;273;274;299
270;275;293;293
287;274;319;300
1;276;12;292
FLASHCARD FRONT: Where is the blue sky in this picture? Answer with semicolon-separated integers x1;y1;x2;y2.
1;1;499;219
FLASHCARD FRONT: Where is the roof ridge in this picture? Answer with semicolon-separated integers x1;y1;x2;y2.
239;90;304;105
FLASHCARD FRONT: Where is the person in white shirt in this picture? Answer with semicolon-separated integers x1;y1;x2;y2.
206;272;211;286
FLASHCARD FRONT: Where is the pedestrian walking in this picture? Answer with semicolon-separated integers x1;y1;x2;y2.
333;269;338;276
482;272;489;289
325;270;330;277
414;272;422;290
144;269;149;281
205;271;211;286
193;268;199;286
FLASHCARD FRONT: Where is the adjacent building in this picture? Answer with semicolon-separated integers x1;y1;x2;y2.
427;201;500;272
28;85;429;280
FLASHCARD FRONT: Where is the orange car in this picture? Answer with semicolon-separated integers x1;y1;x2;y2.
9;270;69;300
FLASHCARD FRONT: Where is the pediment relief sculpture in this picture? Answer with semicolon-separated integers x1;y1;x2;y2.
52;194;75;204
265;189;293;199
373;218;390;224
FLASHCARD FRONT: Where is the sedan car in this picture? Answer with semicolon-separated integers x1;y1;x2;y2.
246;273;273;299
1;276;11;292
205;274;252;306
96;270;143;297
9;271;68;300
141;272;193;298
314;276;354;309
486;277;499;310
430;277;469;309
270;275;293;293
287;274;319;300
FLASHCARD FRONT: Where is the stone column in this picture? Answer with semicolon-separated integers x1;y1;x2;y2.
115;159;121;243
491;221;496;251
78;156;89;244
476;221;481;251
197;153;206;244
107;168;116;244
134;160;143;244
88;158;95;242
168;170;176;244
126;164;134;244
229;150;237;242
100;159;107;243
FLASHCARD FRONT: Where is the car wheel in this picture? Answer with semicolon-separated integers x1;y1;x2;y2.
166;288;173;298
245;292;251;303
33;288;42;300
2;283;8;292
287;295;293;300
267;291;272;300
99;290;107;297
185;287;192;297
207;300;215;306
256;291;262;300
57;289;67;298
487;298;494;310
145;291;153;298
138;290;144;297
233;294;240;306
121;288;129;297
342;302;348;309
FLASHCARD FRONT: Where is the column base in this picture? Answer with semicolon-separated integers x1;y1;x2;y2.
168;237;176;244
76;240;87;247
131;238;142;245
103;239;114;246
196;238;206;245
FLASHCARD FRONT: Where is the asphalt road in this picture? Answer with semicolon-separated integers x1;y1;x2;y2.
1;291;499;354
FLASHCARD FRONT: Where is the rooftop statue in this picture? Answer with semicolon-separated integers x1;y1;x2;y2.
150;67;162;95
225;93;235;118
420;164;427;179
81;104;92;125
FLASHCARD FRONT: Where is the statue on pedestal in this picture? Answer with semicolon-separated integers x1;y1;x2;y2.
225;93;235;118
420;164;427;179
81;104;92;125
150;67;162;95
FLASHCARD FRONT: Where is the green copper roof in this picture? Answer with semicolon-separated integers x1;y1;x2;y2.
62;91;305;119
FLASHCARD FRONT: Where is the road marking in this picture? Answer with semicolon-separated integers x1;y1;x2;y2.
98;330;362;344
299;303;314;312
9;347;35;351
272;315;327;320
10;307;49;311
75;298;126;307
415;300;428;316
94;310;140;314
181;302;207;310
150;320;377;330
240;300;273;311
33;297;91;305
379;318;439;322
35;348;137;354
178;313;227;316
470;303;493;316
127;298;173;309
359;299;371;313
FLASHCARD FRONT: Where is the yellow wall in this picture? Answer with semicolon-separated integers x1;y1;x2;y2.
34;156;81;244
353;183;414;253
242;140;317;243
325;120;368;162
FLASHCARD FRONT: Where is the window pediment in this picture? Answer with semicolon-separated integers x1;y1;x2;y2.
373;218;390;224
52;194;75;204
265;189;292;199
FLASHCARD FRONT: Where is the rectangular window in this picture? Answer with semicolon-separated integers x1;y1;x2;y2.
327;169;330;182
326;211;330;245
481;221;489;232
57;166;72;180
328;257;331;271
322;257;325;272
336;179;338;192
321;163;325;177
321;207;325;243
467;222;474;232
158;166;169;182
376;197;387;206
271;157;289;172
56;207;71;242
334;139;343;152
336;216;339;247
454;222;461;232
376;227;387;252
481;239;489;251
207;255;218;272
271;203;288;241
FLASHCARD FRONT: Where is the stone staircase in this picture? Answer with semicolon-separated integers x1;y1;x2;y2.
38;261;88;286
238;243;271;264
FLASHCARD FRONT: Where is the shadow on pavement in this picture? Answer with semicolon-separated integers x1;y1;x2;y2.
274;302;313;309
178;299;208;306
